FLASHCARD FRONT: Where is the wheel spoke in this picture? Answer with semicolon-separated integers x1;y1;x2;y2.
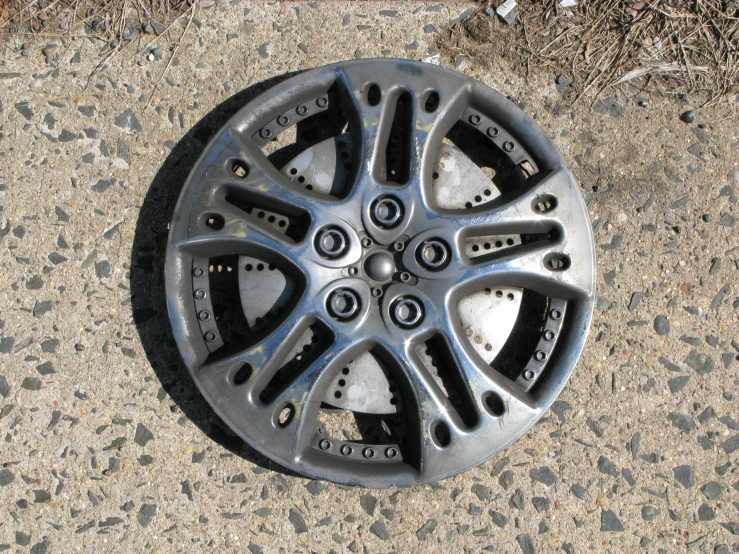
335;66;399;182
198;296;316;391
172;201;308;265
452;238;592;301
437;305;536;409
271;333;363;459
224;131;336;218
451;167;576;236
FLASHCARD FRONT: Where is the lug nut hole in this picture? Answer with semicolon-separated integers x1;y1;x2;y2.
371;196;403;228
417;239;449;270
328;288;360;321
316;227;348;259
392;297;424;328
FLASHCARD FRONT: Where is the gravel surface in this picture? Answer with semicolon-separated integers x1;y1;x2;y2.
0;2;738;553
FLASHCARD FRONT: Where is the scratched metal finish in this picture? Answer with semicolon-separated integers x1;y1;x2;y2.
164;59;596;487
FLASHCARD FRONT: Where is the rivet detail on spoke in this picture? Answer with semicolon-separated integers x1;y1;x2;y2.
486;126;499;137
469;114;481;125
319;439;331;451
503;141;515;151
198;311;211;321
259;127;272;139
192;267;205;278
277;115;290;126
385;447;398;458
316;96;328;108
194;289;206;300
523;369;535;380
363;447;375;459
340;444;352;456
204;331;217;342
296;104;308;116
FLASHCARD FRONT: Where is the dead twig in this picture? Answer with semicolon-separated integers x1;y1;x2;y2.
145;2;193;108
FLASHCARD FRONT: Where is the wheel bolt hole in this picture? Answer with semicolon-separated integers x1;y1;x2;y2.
545;253;571;271
532;194;558;214
204;214;225;231
231;160;249;178
232;363;253;385
432;420;451;447
422;90;440;113
277;404;294;427
483;391;506;417
365;83;382;106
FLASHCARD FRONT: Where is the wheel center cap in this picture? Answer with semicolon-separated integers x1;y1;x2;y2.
364;251;395;282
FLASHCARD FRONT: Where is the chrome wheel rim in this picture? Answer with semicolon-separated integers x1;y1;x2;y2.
165;59;596;487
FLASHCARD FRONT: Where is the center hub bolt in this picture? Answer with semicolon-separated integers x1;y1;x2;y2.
328;288;360;321
316;227;348;259
417;239;450;270
392;297;424;328
371;196;403;228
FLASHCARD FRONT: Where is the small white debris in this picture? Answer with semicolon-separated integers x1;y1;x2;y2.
422;54;441;66
559;0;578;7
496;0;518;25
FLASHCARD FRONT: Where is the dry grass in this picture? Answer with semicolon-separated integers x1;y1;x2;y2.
1;0;194;104
0;0;191;42
439;0;739;105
